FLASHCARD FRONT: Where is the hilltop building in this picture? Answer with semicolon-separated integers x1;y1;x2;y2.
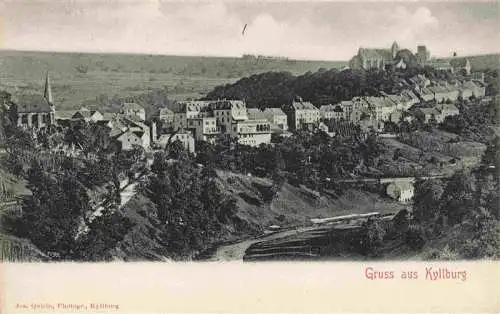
416;45;430;63
15;72;56;130
349;41;403;70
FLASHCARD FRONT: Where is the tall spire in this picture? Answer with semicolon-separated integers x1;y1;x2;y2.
44;71;53;104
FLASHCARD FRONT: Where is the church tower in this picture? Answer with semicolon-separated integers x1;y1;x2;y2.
43;71;56;124
44;71;54;108
391;41;400;59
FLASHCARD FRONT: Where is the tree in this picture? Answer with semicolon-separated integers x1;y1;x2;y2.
440;171;476;225
6;160;90;259
75;64;89;74
460;207;500;259
359;218;386;256
166;140;186;160
74;210;134;261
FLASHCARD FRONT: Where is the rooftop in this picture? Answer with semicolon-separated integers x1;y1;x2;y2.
292;101;317;110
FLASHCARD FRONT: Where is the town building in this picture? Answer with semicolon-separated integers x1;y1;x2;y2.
424;59;454;72
415;108;440;124
284;99;320;130
435;103;460;122
408;74;431;89
415;86;436;102
364;96;397;122
169;99;272;147
431;84;460;103
263;108;288;131
186;117;220;143
212;100;248;135
450;58;472;75
157;107;174;124
157;131;195;154
121;103;146;121
15;73;56;130
72;107;104;122
110;116;150;150
471;72;485;83
319;104;345;121
233;119;271;147
469;80;486;98
172;100;211;131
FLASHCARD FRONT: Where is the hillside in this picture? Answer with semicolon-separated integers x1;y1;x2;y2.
0;50;346;112
111;169;406;261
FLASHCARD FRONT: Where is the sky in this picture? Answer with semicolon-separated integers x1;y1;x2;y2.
0;0;498;61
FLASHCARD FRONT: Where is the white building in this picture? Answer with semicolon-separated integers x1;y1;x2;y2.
233;119;271;147
122;103;146;121
387;182;414;203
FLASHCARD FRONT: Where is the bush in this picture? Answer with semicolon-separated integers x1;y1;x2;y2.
424;245;459;260
404;225;426;250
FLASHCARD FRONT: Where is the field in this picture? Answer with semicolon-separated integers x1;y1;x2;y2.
0;50;346;112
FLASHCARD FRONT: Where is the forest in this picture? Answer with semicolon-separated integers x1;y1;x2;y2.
203;66;499;109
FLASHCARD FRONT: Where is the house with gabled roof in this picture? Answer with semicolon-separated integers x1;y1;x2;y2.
72;107;104;122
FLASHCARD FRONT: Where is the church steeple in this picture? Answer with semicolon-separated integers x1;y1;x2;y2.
44;71;53;104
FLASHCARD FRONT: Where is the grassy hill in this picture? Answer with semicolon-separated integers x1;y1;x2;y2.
0;50;346;112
